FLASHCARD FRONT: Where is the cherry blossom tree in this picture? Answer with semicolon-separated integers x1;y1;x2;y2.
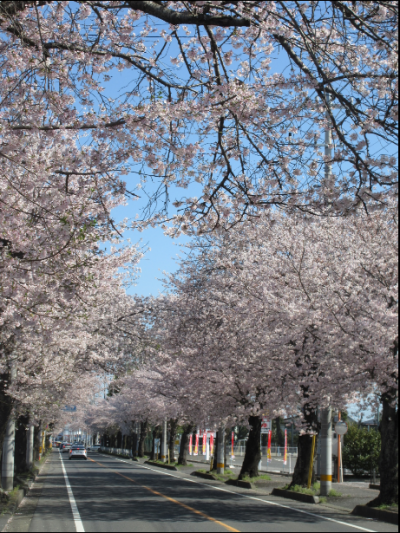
131;201;396;495
0;1;397;234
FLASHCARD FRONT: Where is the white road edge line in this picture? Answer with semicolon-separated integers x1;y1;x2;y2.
60;454;85;532
97;454;377;533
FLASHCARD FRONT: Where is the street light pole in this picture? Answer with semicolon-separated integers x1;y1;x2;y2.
320;407;333;496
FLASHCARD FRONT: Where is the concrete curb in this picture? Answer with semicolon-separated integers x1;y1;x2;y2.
272;488;319;504
226;479;253;490
351;505;398;525
369;484;380;490
192;472;218;481
144;461;178;471
188;458;292;477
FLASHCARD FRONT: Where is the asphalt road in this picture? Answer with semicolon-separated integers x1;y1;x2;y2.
3;450;397;533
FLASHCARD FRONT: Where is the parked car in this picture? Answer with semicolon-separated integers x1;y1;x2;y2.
69;444;87;460
88;445;101;452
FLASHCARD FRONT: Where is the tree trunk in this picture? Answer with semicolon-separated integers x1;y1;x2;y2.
224;427;231;468
290;408;318;488
275;417;285;447
131;432;138;457
138;420;147;457
0;372;13;469
169;418;178;463
33;422;41;461
368;391;398;506
178;423;194;466
239;416;261;480
14;415;29;474
210;431;219;472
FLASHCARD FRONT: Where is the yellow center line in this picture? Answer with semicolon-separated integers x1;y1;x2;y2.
88;458;239;532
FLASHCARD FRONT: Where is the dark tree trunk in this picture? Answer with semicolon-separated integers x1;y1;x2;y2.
14;415;29;474
138;420;147;458
0;374;12;465
0;372;13;469
210;431;219;472
290;408;318;488
178;423;194;466
150;426;161;461
239;416;261;480
275;417;285;447
224;427;231;468
368;391;398;507
33;422;41;461
131;432;138;457
169;418;178;463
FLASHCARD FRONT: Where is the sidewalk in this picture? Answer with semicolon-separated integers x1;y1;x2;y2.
0;452;51;532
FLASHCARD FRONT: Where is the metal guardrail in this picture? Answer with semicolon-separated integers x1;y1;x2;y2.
99;446;133;457
225;446;298;457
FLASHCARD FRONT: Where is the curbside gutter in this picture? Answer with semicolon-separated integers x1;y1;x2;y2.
351;505;398;525
272;488;319;504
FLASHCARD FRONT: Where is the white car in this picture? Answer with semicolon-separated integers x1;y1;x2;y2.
69;445;87;460
88;445;101;452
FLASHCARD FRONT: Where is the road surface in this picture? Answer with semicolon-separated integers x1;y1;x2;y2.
3;450;396;533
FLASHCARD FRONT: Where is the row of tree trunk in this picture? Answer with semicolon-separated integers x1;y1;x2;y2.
100;403;398;507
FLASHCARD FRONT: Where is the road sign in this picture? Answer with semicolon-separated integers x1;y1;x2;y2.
334;421;348;435
261;417;271;434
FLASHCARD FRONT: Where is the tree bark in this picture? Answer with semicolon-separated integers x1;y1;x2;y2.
239;416;261;480
131;432;138;457
275;417;285;447
14;415;29;474
368;390;398;506
210;431;219;472
169;418;178;463
33;422;42;461
0;373;13;469
289;408;318;488
178;423;194;466
138;420;147;458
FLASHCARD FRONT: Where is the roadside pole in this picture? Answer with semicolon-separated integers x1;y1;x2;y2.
26;423;34;469
161;419;168;463
320;407;332;496
217;426;225;475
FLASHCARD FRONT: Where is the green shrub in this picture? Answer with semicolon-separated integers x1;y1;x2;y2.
342;424;380;476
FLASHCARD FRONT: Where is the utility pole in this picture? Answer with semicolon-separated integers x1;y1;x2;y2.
161;419;168;463
320;407;333;496
1;364;16;491
217;425;225;475
319;94;334;498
